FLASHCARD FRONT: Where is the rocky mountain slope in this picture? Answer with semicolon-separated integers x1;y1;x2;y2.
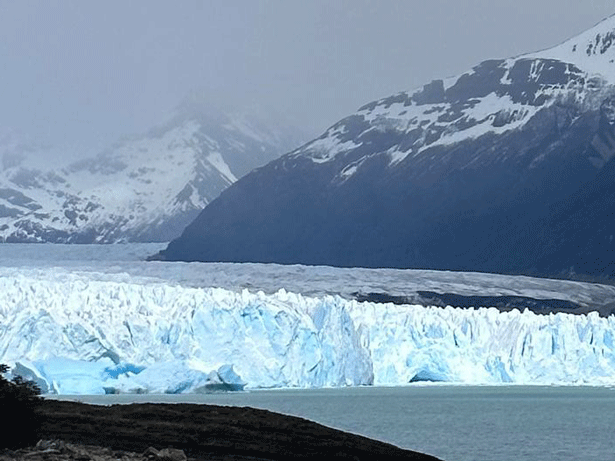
159;14;615;279
0;107;303;243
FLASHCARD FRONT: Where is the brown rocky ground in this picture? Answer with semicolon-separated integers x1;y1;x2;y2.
0;439;190;461
11;399;442;461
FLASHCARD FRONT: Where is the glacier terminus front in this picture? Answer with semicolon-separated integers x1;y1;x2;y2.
1;247;614;394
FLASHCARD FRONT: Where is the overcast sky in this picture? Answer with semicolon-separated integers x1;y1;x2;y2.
1;0;614;153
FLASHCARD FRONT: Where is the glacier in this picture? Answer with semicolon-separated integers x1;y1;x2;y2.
1;249;614;394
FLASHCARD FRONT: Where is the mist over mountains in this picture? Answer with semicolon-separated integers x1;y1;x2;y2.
0;102;305;243
158;15;615;280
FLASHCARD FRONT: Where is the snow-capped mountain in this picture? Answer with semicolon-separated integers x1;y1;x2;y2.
1;264;614;394
159;14;615;279
0;107;303;243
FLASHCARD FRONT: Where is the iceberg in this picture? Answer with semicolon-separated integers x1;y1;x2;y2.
1;269;614;394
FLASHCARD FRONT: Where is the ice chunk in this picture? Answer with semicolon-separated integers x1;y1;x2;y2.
33;357;115;395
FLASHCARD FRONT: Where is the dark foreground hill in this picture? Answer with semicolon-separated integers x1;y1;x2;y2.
156;15;615;280
18;400;441;461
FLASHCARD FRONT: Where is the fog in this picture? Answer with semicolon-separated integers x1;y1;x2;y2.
0;0;613;156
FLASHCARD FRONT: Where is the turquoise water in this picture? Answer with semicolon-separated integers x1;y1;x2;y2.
50;385;615;461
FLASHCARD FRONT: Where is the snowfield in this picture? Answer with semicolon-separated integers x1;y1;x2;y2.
0;244;614;394
0;108;303;243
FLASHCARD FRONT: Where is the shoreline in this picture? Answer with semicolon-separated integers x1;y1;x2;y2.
30;399;442;460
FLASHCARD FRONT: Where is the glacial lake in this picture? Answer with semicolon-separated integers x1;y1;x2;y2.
5;244;615;459
50;385;615;461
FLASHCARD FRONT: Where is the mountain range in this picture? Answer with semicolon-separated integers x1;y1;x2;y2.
158;14;615;279
0;104;303;242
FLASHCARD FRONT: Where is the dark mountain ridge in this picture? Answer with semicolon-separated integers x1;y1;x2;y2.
158;15;615;279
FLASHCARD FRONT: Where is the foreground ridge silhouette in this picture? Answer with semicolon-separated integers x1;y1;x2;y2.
26;400;442;461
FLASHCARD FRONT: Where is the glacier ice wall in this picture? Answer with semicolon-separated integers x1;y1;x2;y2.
1;271;614;394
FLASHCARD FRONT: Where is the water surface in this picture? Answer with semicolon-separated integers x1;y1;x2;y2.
51;385;615;461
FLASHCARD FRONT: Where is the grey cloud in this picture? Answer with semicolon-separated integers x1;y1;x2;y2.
0;0;612;155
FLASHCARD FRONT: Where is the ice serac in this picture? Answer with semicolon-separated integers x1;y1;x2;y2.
1;271;614;394
160;14;615;279
0;105;304;243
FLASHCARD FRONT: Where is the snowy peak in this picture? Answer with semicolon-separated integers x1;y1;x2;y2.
0;107;303;243
293;16;615;168
171;96;306;176
534;14;615;81
159;16;615;278
297;56;589;166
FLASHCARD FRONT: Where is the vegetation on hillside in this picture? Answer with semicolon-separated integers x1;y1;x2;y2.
0;364;41;448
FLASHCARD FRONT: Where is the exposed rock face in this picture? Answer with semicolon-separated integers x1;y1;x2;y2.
159;15;615;279
0;440;189;461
